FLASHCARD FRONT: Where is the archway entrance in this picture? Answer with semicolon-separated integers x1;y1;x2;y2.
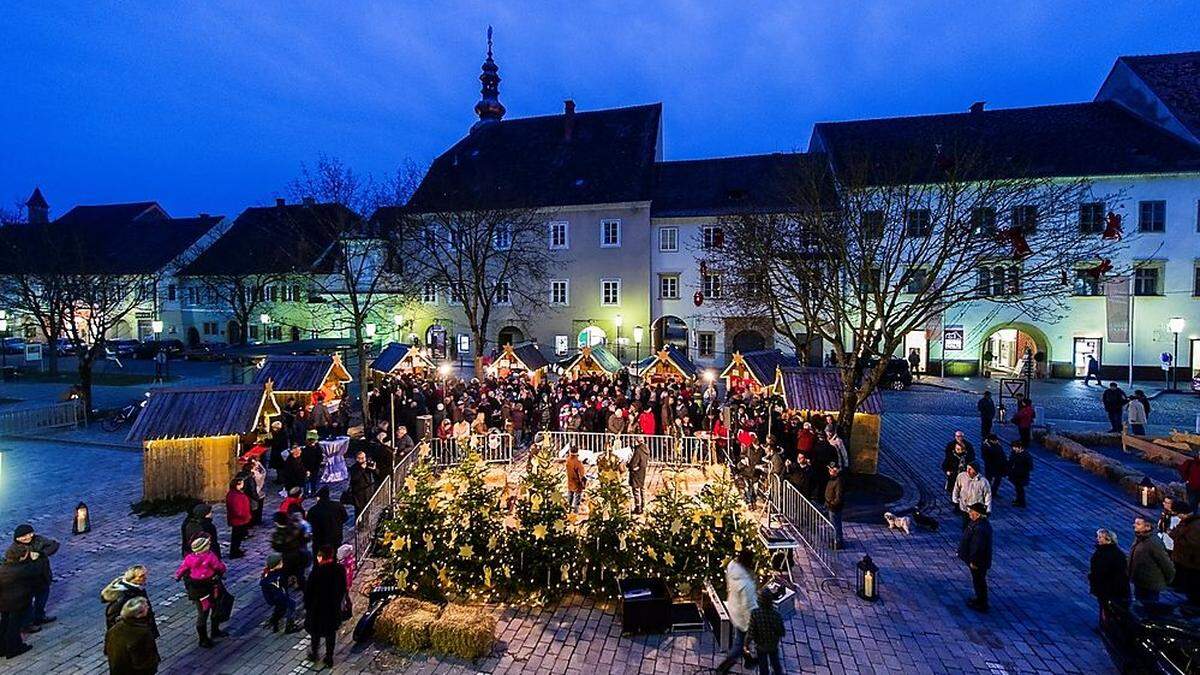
186;326;201;348
227;321;242;344
731;329;766;353
426;325;448;360
980;323;1051;378
498;326;524;347
651;315;688;354
290;326;301;342
577;325;606;348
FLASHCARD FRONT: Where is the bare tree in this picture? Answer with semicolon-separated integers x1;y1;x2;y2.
188;273;294;345
708;147;1130;439
0;207;71;375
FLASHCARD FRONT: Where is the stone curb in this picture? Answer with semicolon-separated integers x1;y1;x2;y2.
1038;432;1185;502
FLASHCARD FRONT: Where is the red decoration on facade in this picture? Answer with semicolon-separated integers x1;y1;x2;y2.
1103;211;1123;241
693;291;704;307
995;227;1032;259
1085;258;1113;279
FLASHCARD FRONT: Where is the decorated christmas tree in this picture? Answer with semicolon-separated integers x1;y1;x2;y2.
694;472;768;594
581;456;636;599
378;458;447;600
437;451;505;599
634;470;706;595
498;447;580;601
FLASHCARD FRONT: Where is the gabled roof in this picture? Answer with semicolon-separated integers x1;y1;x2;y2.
253;354;352;392
1118;51;1200;143
776;367;883;415
182;202;361;276
407;103;662;212
25;188;47;209
810;101;1200;184
720;349;800;386
502;342;549;371
644;344;698;380
371;342;436;373
127;384;279;442
652;153;835;217
54;201;167;227
562;345;623;375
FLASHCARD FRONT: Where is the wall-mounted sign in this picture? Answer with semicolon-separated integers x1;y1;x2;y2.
457;334;470;353
944;325;964;351
555;335;568;356
24;343;42;362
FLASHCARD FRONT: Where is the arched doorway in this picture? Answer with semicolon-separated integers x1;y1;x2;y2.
577;325;606;348
498;326;524;347
227;321;242;344
731;329;766;353
290;326;301;342
426;324;448;360
980;322;1051;378
651;316;688;354
186;326;201;347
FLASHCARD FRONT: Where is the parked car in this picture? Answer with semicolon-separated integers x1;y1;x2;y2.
133;338;185;359
858;357;914;391
2;337;25;355
107;339;140;356
54;337;84;356
1101;600;1200;674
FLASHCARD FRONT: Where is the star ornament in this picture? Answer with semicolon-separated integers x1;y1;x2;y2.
459;544;474;558
533;524;548;540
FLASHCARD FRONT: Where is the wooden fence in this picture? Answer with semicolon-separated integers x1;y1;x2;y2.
0;400;84;436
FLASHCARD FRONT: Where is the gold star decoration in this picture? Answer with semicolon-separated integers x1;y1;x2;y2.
405;476;418;493
664;552;676;566
459;544;474;558
532;524;548;540
646;546;657;560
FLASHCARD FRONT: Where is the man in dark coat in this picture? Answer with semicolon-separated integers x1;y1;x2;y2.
13;523;59;626
179;505;220;559
104;596;160;675
0;544;40;659
825;463;845;549
1101;383;1127;433
100;565;158;637
347;451;378;519
979;434;1008;498
942;434;975;493
1007;442;1033;507
304;545;349;668
280;446;308;494
628;441;649;515
1169;512;1200;604
300;431;323;496
958;503;993;612
306;487;348;558
977;392;996;439
1088;528;1129;623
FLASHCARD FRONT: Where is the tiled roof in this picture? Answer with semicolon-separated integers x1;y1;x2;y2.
811;101;1200;184
652;153;836;217
127;385;276;442
407;103;662;212
252;354;350;392
182;202;360;276
511;342;550;371
778;367;883;415
1119;51;1200;142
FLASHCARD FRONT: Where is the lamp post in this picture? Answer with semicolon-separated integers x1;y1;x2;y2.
1169;317;1185;391
259;313;271;343
633;325;644;373
0;312;7;370
615;314;624;360
393;313;405;341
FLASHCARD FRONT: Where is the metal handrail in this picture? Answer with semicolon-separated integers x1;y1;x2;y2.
767;474;839;576
352;448;418;561
532;431;714;466
427;433;514;467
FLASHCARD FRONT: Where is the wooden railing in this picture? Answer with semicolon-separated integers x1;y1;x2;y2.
0;400;85;437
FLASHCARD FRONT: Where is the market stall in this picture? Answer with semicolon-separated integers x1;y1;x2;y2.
720;349;800;394
774;367;882;474
559;345;623;379
370;342;436;379
490;342;551;385
128;384;280;501
253;353;353;409
639;345;698;383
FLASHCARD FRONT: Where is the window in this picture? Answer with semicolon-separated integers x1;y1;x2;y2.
1138;200;1166;233
1196;200;1200;233
203;287;218;306
1134;263;1162;296
421;282;438;304
861;211;885;240
600;278;621;306
447;285;462;306
971;207;996;237
701;226;724;250
248;325;260;340
1194;262;1200;297
202;321;218;336
1012;205;1038;233
493;223;512;250
600;219;621;248
1079;202;1105;234
904;209;931;237
1073;268;1102;297
548;221;569;250
494;280;510;305
659;274;680;300
702;273;722;299
293;284;304;303
904;268;930;294
977;265;1020;297
659;226;678;252
698;332;716;358
267;285;278;303
549;279;569;305
267;325;282;341
167;284;177;301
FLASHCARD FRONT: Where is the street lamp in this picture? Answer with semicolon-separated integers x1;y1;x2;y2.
364;323;377;339
259;313;271;343
0;313;8;370
393;313;405;340
1169;317;1185;391
615;314;624;360
633;325;644;370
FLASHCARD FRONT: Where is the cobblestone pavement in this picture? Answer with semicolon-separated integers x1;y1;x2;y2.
0;385;1172;674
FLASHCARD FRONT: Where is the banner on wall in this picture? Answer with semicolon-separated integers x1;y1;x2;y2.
1105;276;1131;344
944;325;965;351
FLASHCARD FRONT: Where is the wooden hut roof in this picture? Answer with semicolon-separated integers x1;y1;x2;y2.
646;344;698;379
720;349;800;386
253;354;352;391
563;345;623;375
776;367;883;414
127;384;279;442
370;342;411;373
508;342;550;371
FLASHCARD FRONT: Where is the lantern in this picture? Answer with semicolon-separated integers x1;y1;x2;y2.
856;555;879;601
73;502;91;535
1139;477;1158;507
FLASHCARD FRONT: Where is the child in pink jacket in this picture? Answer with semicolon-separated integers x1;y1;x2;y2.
175;536;227;584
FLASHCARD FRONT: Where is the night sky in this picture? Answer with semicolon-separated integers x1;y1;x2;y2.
3;2;1198;218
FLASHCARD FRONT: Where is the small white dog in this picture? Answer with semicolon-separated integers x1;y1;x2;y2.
883;512;911;535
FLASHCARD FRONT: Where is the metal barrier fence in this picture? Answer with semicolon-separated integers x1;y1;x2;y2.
533;431;714;466
427;433;514;467
767;475;839;576
352;447;420;561
0;400;84;436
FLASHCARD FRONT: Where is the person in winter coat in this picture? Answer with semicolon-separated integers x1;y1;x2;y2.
278;487;305;517
979;434;1008;498
173;536;228;648
1088;528;1130;623
104;597;160;675
977;391;996;439
1101;383;1128;432
566;446;587;513
13;523;58;627
306;486;348;558
942;432;975;492
1129;516;1174;607
952;464;993;528
627;441;649;515
1126;396;1148;436
1011;399;1035;450
304;545;349;669
826;427;849;470
180;504;220;559
100;565;158;637
825;463;845;549
638;408;657;436
300;431;323;496
347;451;378;518
0;544;40;659
279;446;308;495
715;549;757;674
1180;452;1200;514
243;458;267;525
268;420;289;481
271;512;310;589
1169;512;1200;604
1007;442;1033;507
260;554;299;633
958;503;993;612
795;422;816;459
747;587;786;675
225;477;252;558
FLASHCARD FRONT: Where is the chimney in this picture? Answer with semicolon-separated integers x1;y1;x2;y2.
275;198;286;207
564;99;576;140
302;196;315;206
969;101;986;114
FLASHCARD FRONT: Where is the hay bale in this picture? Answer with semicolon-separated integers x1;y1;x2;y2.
375;597;441;651
429;603;497;660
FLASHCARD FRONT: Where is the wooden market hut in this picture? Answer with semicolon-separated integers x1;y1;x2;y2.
720;349;800;394
640;344;699;383
491;342;551;385
128;384;280;501
775;367;883;475
370;342;436;379
253;353;353;408
560;345;623;379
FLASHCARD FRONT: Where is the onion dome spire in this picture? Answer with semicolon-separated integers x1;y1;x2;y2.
473;26;506;128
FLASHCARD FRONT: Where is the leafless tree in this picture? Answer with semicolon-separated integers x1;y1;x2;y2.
0;207;71;375
708;147;1130;439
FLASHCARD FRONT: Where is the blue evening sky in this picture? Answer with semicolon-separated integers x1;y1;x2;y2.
2;2;1198;218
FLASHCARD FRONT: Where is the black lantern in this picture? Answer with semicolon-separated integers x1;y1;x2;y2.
72;502;90;535
1139;477;1158;508
856;555;879;601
